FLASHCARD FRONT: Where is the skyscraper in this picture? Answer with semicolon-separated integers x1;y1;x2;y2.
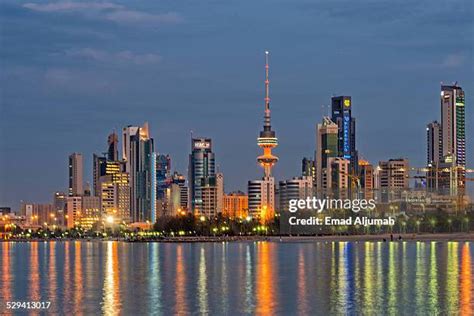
248;177;275;220
99;168;130;223
441;84;466;189
172;171;188;211
315;117;338;193
426;121;442;165
328;157;350;199
188;138;216;216
68;153;83;196
216;172;224;214
331;96;358;173
107;131;119;161
156;154;171;200
302;157;316;185
122;123;155;223
93;154;107;197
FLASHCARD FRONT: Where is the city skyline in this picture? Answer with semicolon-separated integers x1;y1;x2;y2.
1;0;473;209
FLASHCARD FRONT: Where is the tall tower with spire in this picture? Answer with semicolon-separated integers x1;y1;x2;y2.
257;51;278;177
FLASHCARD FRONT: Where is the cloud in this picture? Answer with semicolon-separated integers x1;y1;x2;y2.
105;10;182;25
441;53;466;68
23;1;123;13
22;1;182;26
63;48;162;65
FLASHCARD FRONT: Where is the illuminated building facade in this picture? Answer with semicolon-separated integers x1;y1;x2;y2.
223;191;248;218
302;157;316;185
53;191;67;226
155;154;171;199
188;138;216;216
172;172;188;211
257;51;278;178
122;123;155;223
248;177;275;220
79;196;100;230
66;196;82;228
441;84;466;190
316;117;338;194
21;203;55;226
99;172;131;223
358;160;374;199
331;96;358;173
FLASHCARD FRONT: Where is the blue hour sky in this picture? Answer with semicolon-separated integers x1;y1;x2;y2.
0;0;473;209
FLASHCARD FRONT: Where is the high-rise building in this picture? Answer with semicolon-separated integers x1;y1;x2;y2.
93;154;107;197
188;138;216;216
441;84;466;189
279;176;313;212
358;160;374;199
378;158;409;202
328;157;350;198
65;195;101;229
302;157;316;185
172;172;188;211
156;154;171;200
201;184;218;218
68;153;83;196
53;191;67;226
80;196;100;230
248;177;275;220
107;131;119;161
66;196;82;228
427;154;458;195
426;121;442;165
122;123;155;223
223;191;248;218
216;173;224;214
99;171;130;223
331;96;358;173
315;117;338;194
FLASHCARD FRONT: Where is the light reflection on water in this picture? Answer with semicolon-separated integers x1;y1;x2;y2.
0;241;472;315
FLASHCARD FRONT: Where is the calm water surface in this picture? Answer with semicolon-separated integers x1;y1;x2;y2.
0;241;472;315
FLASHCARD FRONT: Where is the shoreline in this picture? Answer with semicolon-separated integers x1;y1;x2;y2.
2;232;473;243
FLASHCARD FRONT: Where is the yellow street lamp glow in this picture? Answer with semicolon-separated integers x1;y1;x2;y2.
106;216;114;224
200;216;206;222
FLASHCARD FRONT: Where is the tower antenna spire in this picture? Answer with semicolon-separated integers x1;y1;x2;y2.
257;50;278;178
264;50;270;128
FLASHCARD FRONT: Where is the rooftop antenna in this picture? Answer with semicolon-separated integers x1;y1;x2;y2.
264;50;271;129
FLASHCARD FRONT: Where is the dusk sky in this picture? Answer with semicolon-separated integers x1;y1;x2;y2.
1;0;473;209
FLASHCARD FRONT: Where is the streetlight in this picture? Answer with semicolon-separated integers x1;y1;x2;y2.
106;215;114;224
